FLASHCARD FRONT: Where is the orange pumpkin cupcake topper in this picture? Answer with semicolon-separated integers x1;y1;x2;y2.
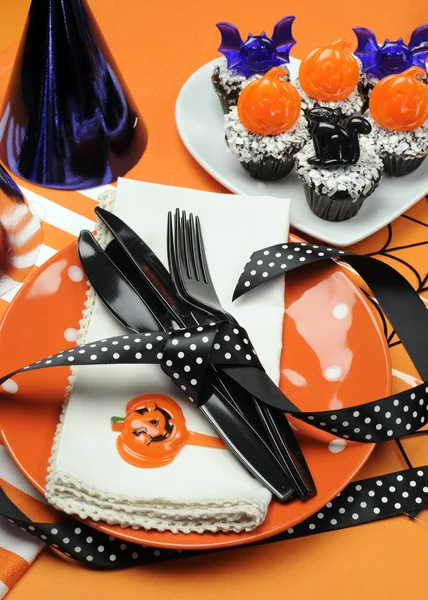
369;66;428;132
299;39;360;102
237;67;301;135
112;394;224;468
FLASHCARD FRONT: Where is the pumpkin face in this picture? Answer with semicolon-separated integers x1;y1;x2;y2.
237;67;301;135
111;395;188;468
369;66;428;132
299;39;359;102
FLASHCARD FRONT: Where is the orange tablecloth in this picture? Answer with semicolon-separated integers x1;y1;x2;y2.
1;0;428;598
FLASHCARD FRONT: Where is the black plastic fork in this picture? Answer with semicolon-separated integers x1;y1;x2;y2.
169;208;316;500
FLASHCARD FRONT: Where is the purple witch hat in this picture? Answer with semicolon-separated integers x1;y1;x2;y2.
0;0;147;190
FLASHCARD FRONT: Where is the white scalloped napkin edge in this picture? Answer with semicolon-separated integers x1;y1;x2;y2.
46;179;291;534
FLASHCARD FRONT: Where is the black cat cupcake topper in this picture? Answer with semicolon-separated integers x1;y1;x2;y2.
307;108;372;167
307;106;341;133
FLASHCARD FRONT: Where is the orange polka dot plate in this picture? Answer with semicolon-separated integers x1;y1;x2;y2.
0;235;390;549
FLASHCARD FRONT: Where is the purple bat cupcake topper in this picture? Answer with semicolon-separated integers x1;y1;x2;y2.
353;24;428;79
216;16;296;78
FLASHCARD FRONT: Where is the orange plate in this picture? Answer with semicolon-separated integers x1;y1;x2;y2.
0;236;391;549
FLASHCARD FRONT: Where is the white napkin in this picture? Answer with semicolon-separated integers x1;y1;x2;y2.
46;180;291;534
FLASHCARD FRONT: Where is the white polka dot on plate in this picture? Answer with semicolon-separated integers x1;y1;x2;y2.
64;328;79;342
328;439;347;453
282;369;307;387
1;379;19;394
332;303;349;320
67;266;84;282
324;365;343;381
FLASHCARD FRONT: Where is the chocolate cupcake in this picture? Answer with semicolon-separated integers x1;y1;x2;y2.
353;24;428;110
212;16;296;114
225;69;309;180
367;66;428;176
366;117;428;177
296;109;383;221
293;39;364;118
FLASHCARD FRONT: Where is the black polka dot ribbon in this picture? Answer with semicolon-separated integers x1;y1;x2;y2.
230;242;428;443
0;323;264;408
262;464;428;542
0;484;185;568
1;244;427;443
1;464;427;569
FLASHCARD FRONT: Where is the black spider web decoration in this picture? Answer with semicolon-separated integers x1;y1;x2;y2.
356;197;428;350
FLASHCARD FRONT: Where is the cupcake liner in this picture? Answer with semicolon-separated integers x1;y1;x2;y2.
303;179;380;222
381;154;426;177
241;156;295;181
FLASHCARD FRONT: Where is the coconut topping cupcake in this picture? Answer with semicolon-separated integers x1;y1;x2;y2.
225;68;309;180
367;66;428;176
365;118;428;176
296;108;383;221
293;39;364;118
212;16;296;113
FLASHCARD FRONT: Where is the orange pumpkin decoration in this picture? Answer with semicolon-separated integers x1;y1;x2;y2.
111;394;225;468
111;395;189;468
299;39;359;102
237;67;301;136
369;66;428;132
